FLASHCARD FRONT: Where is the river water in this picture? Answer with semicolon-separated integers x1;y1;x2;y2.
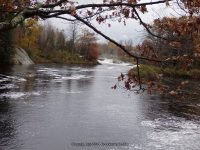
0;60;200;150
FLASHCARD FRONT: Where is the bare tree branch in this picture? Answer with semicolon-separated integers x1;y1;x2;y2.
0;0;170;32
75;1;171;10
41;0;69;8
133;8;169;41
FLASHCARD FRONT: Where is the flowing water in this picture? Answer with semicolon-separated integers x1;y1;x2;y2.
0;60;200;150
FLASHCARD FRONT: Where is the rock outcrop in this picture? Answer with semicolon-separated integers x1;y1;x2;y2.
13;47;34;65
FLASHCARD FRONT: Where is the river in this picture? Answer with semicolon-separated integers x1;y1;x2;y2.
0;60;200;150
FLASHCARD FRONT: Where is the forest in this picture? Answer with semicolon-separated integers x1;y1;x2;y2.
0;18;100;64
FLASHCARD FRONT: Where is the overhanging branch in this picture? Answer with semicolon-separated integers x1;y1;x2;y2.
75;1;171;10
0;0;171;32
71;15;172;63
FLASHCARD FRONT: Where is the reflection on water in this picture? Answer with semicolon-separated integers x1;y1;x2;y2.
0;63;199;150
0;101;16;149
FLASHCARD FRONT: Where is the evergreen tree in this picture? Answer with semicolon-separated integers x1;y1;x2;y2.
0;8;14;64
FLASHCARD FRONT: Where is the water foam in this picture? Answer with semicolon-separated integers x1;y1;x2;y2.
53;75;92;82
0;84;18;90
98;58;133;66
98;58;114;64
0;74;26;82
141;117;200;149
37;68;61;77
141;117;200;130
0;92;40;99
65;91;82;94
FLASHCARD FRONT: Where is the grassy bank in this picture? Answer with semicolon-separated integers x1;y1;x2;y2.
119;56;135;63
128;64;200;100
128;64;200;80
28;50;99;65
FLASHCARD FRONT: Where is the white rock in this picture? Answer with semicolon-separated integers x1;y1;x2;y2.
13;47;34;65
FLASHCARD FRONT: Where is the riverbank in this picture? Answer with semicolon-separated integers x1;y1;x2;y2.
128;64;200;80
29;49;99;65
11;47;99;66
128;64;200;100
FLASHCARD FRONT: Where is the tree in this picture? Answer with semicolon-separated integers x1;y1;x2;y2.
136;16;200;68
55;29;66;50
67;21;79;53
77;29;99;60
0;30;14;64
22;19;41;50
0;3;15;64
107;41;118;57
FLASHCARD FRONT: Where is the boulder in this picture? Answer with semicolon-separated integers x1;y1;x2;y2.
13;47;34;65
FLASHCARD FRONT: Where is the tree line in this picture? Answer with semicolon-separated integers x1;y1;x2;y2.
0;19;99;64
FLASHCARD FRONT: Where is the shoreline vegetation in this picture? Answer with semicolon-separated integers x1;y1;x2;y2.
0;19;139;66
25;49;100;65
128;64;200;80
7;47;100;66
128;64;200;101
0;19;100;66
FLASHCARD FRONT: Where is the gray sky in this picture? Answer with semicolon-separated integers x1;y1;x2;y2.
47;0;183;45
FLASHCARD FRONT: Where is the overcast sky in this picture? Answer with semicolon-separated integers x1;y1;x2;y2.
46;0;182;45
